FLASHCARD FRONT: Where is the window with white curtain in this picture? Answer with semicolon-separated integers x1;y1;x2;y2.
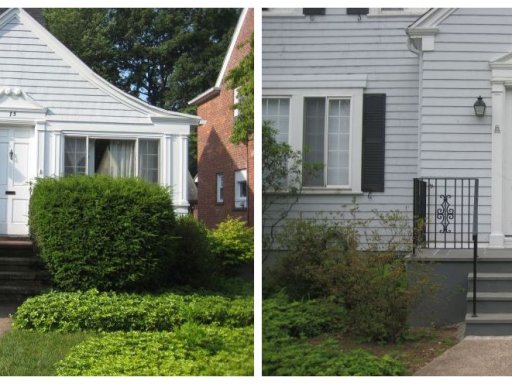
234;169;247;209
64;137;87;176
303;97;351;187
64;136;160;182
262;97;290;144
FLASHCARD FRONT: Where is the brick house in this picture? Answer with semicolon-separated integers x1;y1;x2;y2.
189;8;253;228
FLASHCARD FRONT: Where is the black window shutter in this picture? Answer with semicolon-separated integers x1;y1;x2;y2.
303;8;325;16
361;94;386;193
346;8;369;15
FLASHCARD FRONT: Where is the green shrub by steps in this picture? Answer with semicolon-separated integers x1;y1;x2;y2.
209;217;253;272
55;324;253;376
263;338;405;376
13;289;253;332
29;176;176;291
264;293;347;339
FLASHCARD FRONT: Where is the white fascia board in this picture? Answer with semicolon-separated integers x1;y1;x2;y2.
214;8;249;88
407;8;456;33
188;8;249;106
47;120;191;136
6;8;201;124
188;86;220;106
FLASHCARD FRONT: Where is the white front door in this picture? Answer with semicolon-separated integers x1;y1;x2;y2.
0;127;34;236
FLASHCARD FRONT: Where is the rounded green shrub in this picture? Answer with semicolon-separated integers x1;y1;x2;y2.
208;217;253;271
29;175;176;291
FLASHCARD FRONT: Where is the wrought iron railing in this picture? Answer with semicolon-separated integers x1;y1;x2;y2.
413;177;479;316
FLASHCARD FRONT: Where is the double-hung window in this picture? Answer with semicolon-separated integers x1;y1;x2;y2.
263;89;363;193
216;173;224;203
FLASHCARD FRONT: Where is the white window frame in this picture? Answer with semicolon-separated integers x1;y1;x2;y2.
234;169;248;209
216;173;224;204
63;135;162;183
263;88;363;194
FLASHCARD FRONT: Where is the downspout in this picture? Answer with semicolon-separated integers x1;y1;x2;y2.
406;33;423;177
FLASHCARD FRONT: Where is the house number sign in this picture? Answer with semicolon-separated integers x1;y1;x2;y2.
9;111;16;117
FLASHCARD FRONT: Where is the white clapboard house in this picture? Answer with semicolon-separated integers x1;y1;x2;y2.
263;8;512;334
0;8;199;236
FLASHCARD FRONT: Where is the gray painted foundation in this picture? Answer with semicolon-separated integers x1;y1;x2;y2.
407;248;512;327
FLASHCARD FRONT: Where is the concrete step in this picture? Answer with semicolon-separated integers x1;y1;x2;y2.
0;271;50;281
468;273;512;292
466;292;512;313
465;313;512;336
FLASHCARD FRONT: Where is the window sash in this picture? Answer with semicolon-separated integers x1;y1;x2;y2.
64;137;87;176
262;97;290;144
303;97;351;188
234;169;247;209
216;173;224;203
138;139;159;183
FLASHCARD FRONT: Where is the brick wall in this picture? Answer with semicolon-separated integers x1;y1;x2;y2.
196;9;254;228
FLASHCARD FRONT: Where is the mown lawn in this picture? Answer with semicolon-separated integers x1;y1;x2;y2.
0;330;94;375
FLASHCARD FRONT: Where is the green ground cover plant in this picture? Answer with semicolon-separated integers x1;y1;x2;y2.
55;324;253;376
13;289;253;332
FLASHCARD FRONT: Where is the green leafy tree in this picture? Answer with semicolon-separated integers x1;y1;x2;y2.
226;34;254;144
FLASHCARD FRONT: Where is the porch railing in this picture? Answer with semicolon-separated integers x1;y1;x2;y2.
413;177;479;316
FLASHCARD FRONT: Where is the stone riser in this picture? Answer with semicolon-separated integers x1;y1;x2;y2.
466;299;512;314
465;322;512;336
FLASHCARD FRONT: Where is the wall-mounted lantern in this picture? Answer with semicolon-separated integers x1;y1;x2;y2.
474;96;486;117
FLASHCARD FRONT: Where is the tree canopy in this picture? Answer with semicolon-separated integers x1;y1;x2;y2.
44;8;241;111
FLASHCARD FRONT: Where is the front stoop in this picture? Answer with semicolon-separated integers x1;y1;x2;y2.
466;272;512;336
0;238;50;303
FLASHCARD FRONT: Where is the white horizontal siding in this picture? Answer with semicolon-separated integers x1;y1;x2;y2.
263;10;420;244
420;9;494;242
0;16;149;123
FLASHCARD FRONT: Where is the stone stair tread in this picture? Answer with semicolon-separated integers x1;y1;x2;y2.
466;292;512;300
0;240;32;247
468;273;512;279
465;313;512;323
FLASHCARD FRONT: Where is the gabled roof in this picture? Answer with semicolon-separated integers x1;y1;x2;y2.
1;8;200;124
188;8;249;106
407;8;456;35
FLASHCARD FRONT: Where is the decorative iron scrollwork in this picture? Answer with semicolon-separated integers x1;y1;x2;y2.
436;194;455;233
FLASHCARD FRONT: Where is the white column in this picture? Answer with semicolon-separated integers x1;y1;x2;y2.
177;135;189;213
35;121;47;177
489;82;505;248
162;134;172;187
52;131;63;177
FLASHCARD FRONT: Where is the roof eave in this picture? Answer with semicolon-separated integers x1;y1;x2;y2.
188;87;221;106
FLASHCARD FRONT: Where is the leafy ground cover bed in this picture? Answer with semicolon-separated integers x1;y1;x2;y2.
263;294;459;376
13;289;253;332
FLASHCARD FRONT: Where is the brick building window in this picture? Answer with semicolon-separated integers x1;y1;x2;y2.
234;169;247;209
216;173;224;203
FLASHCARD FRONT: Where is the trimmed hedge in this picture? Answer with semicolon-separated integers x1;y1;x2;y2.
13;289;253;332
55;324;253;376
29;176;177;291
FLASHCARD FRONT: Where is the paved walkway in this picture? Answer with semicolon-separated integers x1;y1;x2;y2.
416;337;512;375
